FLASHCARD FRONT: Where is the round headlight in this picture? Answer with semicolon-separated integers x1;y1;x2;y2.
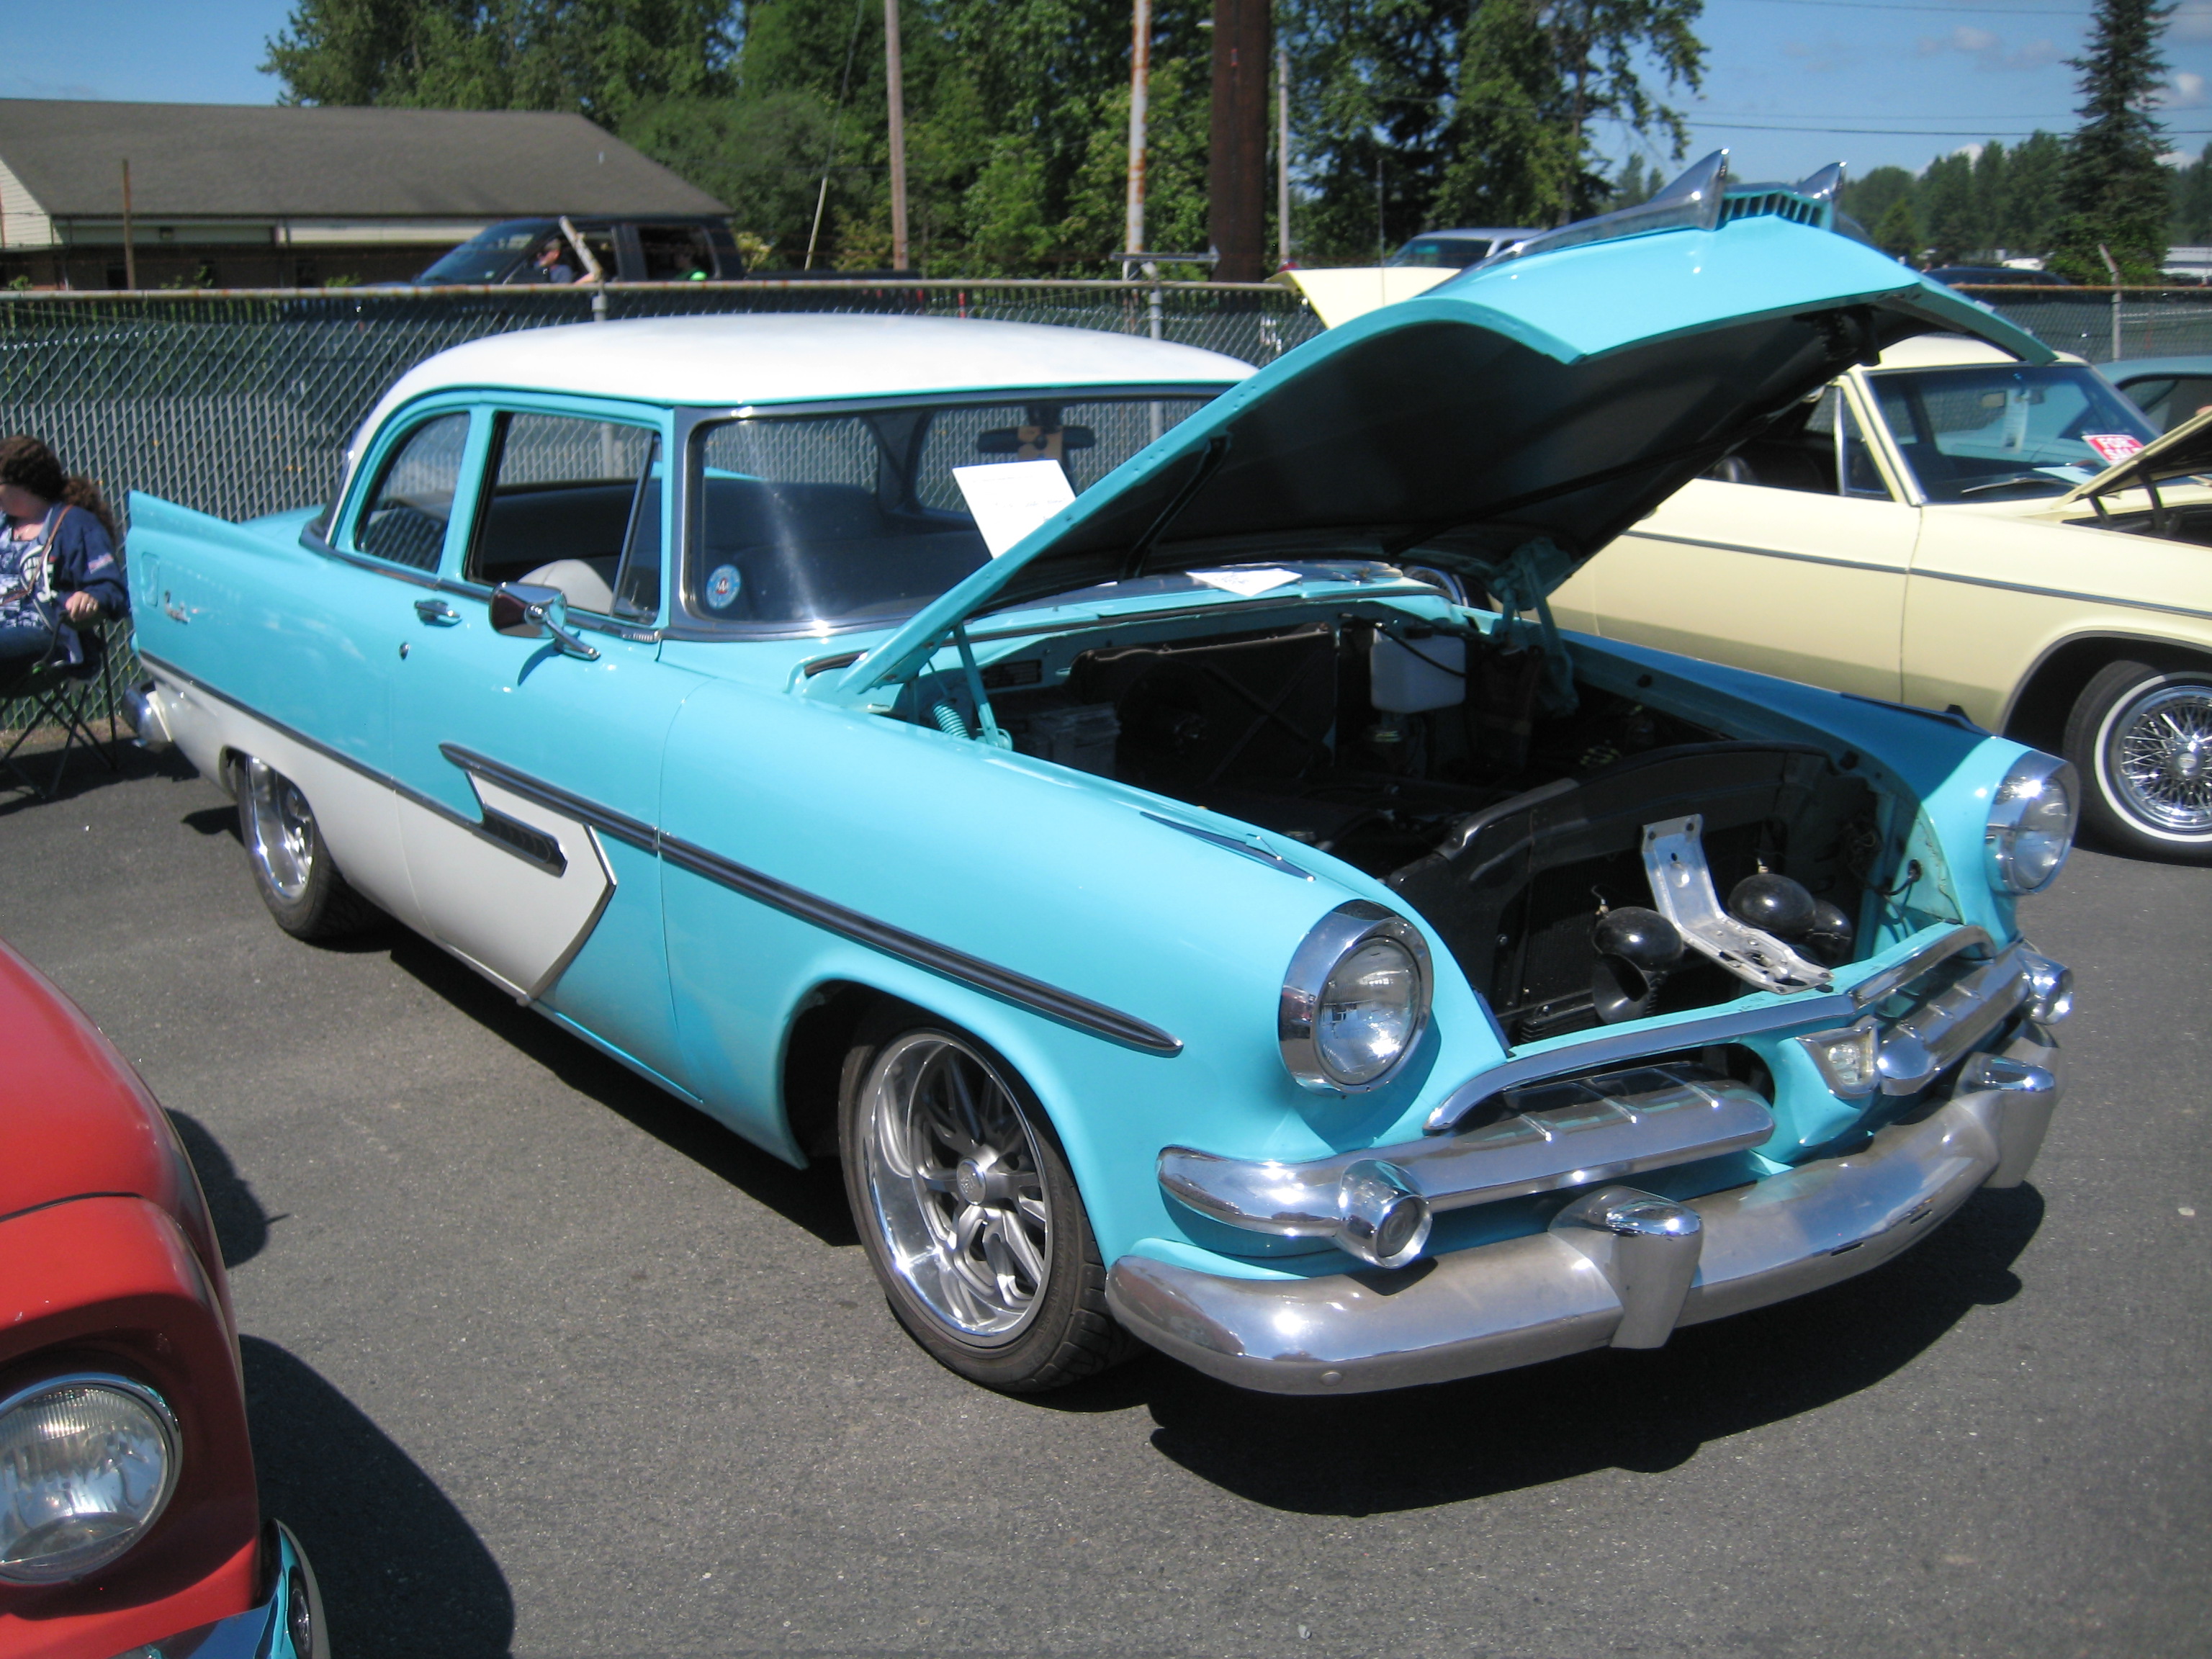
1985;753;2077;895
1280;902;1434;1092
0;1375;179;1585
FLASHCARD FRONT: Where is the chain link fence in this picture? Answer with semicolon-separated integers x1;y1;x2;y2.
1956;284;2212;362
0;279;1321;752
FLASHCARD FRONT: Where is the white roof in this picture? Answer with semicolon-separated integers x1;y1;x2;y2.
1871;333;2046;371
367;313;1253;429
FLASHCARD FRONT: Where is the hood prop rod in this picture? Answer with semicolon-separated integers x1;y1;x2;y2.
1123;433;1231;580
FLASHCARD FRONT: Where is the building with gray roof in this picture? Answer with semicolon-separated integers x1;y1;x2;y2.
0;101;727;289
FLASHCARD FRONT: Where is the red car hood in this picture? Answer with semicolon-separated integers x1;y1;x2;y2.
0;940;195;1229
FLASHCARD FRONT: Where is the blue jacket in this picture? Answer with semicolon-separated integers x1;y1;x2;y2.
0;504;127;619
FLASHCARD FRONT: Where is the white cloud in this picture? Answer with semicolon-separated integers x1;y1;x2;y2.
2161;71;2210;109
1915;25;2062;70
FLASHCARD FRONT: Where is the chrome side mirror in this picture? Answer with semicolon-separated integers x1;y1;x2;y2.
490;582;601;660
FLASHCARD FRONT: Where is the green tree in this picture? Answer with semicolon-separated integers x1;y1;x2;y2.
264;0;734;128
1997;130;2067;251
1873;196;1920;262
2170;142;2212;243
1920;151;1980;264
1841;164;1913;238
2049;0;2172;282
1972;140;2010;254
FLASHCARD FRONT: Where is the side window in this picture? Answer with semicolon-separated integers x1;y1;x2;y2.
638;225;716;280
467;413;662;619
355;412;470;571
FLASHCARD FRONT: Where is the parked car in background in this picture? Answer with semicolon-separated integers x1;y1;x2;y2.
411;215;741;284
2100;354;2212;431
127;163;2079;1399
1553;332;2212;861
0;940;323;1659
1924;265;2074;288
1385;227;1544;268
1286;225;1544;326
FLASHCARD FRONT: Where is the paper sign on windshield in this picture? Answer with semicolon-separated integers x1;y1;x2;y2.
2084;433;2146;466
953;460;1076;557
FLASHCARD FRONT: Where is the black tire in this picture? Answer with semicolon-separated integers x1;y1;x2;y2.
2062;659;2212;863
837;1005;1138;1393
233;755;385;940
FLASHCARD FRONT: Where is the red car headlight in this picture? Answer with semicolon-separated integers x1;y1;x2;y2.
0;1373;180;1585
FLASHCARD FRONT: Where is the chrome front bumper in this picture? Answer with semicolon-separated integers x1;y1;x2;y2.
1107;1025;2060;1395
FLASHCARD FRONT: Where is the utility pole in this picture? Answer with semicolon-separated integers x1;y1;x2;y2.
1275;45;1291;269
1125;0;1150;273
121;159;137;290
884;0;909;271
1208;0;1270;281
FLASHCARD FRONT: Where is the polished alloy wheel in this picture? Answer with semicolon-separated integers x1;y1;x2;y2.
2100;680;2212;835
241;757;316;902
858;1032;1053;1344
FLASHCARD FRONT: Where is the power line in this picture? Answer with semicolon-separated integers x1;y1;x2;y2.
1688;117;2212;132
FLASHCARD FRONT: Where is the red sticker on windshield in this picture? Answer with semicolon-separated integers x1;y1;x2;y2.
2085;433;2145;465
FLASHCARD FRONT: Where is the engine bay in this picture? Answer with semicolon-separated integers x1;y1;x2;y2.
907;602;1886;1043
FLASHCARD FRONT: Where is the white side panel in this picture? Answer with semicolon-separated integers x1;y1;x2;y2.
150;676;418;927
397;775;615;999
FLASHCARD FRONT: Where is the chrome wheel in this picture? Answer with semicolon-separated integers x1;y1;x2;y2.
2098;678;2212;837
241;757;315;901
856;1032;1052;1344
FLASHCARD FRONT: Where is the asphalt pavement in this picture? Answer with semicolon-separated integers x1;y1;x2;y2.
1;747;2206;1659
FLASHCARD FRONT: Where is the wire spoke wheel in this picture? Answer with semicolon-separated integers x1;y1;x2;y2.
241;757;317;901
859;1032;1052;1344
2104;682;2212;835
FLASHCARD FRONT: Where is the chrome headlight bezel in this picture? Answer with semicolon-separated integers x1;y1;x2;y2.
0;1372;181;1586
1279;901;1434;1094
1984;752;2077;896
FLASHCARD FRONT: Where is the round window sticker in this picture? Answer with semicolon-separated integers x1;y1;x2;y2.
704;564;743;611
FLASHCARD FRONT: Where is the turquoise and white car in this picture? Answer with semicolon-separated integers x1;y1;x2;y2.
125;171;2081;1395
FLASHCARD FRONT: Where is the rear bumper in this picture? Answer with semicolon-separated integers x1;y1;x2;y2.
1107;1025;2059;1395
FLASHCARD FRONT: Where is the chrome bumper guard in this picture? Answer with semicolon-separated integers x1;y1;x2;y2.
1109;1026;2060;1395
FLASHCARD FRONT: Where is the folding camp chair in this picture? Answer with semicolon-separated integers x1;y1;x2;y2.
0;621;121;800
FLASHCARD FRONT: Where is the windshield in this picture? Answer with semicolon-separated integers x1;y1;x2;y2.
684;395;1217;631
417;220;555;284
1868;363;2158;503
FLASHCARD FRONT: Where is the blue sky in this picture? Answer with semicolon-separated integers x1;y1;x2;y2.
7;0;2212;189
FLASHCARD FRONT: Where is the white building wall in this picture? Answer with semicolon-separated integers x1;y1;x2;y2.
0;156;53;249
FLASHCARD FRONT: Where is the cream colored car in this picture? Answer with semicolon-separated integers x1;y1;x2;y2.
1549;334;2212;860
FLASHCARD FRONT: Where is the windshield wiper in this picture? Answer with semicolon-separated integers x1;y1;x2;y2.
1958;470;2070;496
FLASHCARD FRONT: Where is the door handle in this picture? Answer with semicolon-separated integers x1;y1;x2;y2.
414;598;461;625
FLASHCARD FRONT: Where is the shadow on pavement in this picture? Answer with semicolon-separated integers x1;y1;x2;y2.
243;1338;516;1659
1082;1184;2045;1513
387;930;859;1249
0;738;195;819
168;1109;275;1268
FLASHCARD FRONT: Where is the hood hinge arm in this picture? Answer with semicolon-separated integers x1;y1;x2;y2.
951;622;1012;749
1123;433;1231;580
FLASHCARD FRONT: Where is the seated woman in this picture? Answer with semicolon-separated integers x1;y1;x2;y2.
0;435;127;674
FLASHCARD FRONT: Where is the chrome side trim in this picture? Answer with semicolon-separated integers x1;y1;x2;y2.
142;658;1177;1056
1908;563;2212;625
439;743;657;851
1140;811;1313;880
657;832;1183;1056
1110;1027;2061;1395
138;652;566;876
1163;1065;1773;1236
1423;994;1855;1133
1626;529;1901;578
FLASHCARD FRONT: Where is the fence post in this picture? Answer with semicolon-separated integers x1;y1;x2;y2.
2099;243;2123;359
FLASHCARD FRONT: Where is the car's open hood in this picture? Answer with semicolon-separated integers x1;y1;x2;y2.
838;157;2052;697
2059;403;2212;504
